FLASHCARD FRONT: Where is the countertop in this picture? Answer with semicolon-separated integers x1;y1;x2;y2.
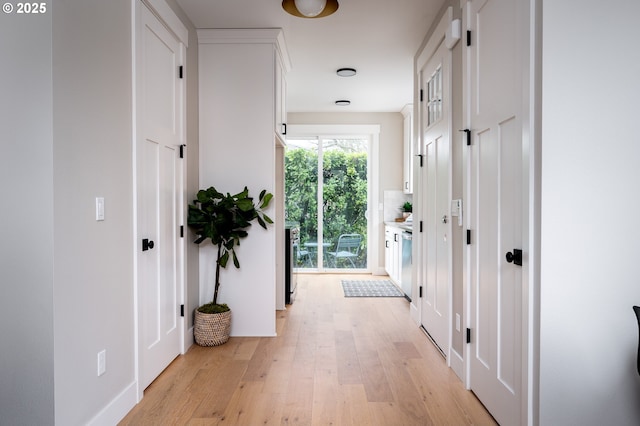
384;221;413;232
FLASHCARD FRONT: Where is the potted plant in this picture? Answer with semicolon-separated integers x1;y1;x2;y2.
187;186;273;346
401;201;412;219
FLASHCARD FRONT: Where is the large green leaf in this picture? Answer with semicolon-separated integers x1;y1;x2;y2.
186;185;274;301
259;192;273;209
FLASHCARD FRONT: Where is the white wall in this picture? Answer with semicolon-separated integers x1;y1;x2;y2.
2;1;200;424
0;5;55;425
52;1;135;423
288;112;404;272
540;0;640;424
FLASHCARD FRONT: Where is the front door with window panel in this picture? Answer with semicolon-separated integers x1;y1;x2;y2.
420;40;452;358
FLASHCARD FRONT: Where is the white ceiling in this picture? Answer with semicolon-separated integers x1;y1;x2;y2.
176;0;446;113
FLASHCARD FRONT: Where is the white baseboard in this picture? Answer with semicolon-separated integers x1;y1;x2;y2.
450;347;465;383
410;302;420;324
183;326;194;353
372;267;387;276
86;381;137;426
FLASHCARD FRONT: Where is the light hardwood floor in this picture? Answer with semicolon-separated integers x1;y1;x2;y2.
120;274;496;425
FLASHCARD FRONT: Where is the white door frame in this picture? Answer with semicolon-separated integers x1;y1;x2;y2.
132;0;188;401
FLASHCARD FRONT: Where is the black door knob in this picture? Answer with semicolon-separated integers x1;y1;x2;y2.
505;249;522;266
142;238;155;251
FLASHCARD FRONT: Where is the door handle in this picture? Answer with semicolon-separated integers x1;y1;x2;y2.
142;238;155;251
505;249;522;266
442;215;448;224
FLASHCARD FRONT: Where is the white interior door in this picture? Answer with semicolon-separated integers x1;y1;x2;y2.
467;0;526;424
136;1;184;391
420;41;451;357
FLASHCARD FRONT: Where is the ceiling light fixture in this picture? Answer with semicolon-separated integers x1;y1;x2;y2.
337;68;356;77
282;0;339;18
335;100;351;106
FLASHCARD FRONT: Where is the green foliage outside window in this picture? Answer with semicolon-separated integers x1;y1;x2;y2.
285;147;368;268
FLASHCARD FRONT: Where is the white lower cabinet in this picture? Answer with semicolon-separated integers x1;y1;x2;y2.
385;225;402;284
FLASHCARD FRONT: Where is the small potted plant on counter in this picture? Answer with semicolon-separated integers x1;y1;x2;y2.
401;201;413;219
187;186;273;346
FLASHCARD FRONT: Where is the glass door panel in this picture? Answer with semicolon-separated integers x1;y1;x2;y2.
285;136;369;271
321;138;368;270
285;138;319;268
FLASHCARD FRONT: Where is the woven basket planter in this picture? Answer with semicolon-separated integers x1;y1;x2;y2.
194;309;232;346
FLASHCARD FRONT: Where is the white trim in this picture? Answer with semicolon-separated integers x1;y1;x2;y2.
526;1;541;424
86;381;137;426
177;43;188;355
417;6;452;71
197;28;291;73
450;347;465;381
142;0;188;46
461;0;472;390
130;0;140;402
410;302;420;324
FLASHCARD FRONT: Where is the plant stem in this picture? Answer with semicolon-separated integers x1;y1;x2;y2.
213;243;222;305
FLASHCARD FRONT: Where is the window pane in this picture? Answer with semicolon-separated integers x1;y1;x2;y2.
322;138;368;269
285;139;318;268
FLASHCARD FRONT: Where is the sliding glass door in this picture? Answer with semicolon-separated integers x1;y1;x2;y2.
285;136;369;271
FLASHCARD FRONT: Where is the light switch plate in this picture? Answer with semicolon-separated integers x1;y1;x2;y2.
97;350;106;376
96;197;105;221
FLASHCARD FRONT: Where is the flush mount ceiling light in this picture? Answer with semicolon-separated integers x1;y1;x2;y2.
335;100;351;106
336;68;356;77
282;0;339;18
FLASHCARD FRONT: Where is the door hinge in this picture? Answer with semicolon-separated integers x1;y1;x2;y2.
466;30;471;47
179;144;185;158
419;286;423;298
180;304;184;317
466;229;471;245
178;65;183;79
180;225;184;238
466;328;471;343
419;221;423;233
420;89;423;102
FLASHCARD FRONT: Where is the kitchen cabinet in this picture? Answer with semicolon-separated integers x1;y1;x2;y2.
402;104;414;194
275;58;288;143
385;225;402;284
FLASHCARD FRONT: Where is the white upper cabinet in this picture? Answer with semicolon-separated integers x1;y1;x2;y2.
275;57;288;143
198;28;291;145
402;104;414;194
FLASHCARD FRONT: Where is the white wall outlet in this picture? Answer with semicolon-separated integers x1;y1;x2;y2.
456;313;461;332
97;350;106;376
96;197;105;221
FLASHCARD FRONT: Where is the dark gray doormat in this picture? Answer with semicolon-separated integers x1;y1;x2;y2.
341;280;404;297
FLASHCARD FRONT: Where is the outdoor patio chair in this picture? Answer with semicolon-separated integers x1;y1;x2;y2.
326;233;362;268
